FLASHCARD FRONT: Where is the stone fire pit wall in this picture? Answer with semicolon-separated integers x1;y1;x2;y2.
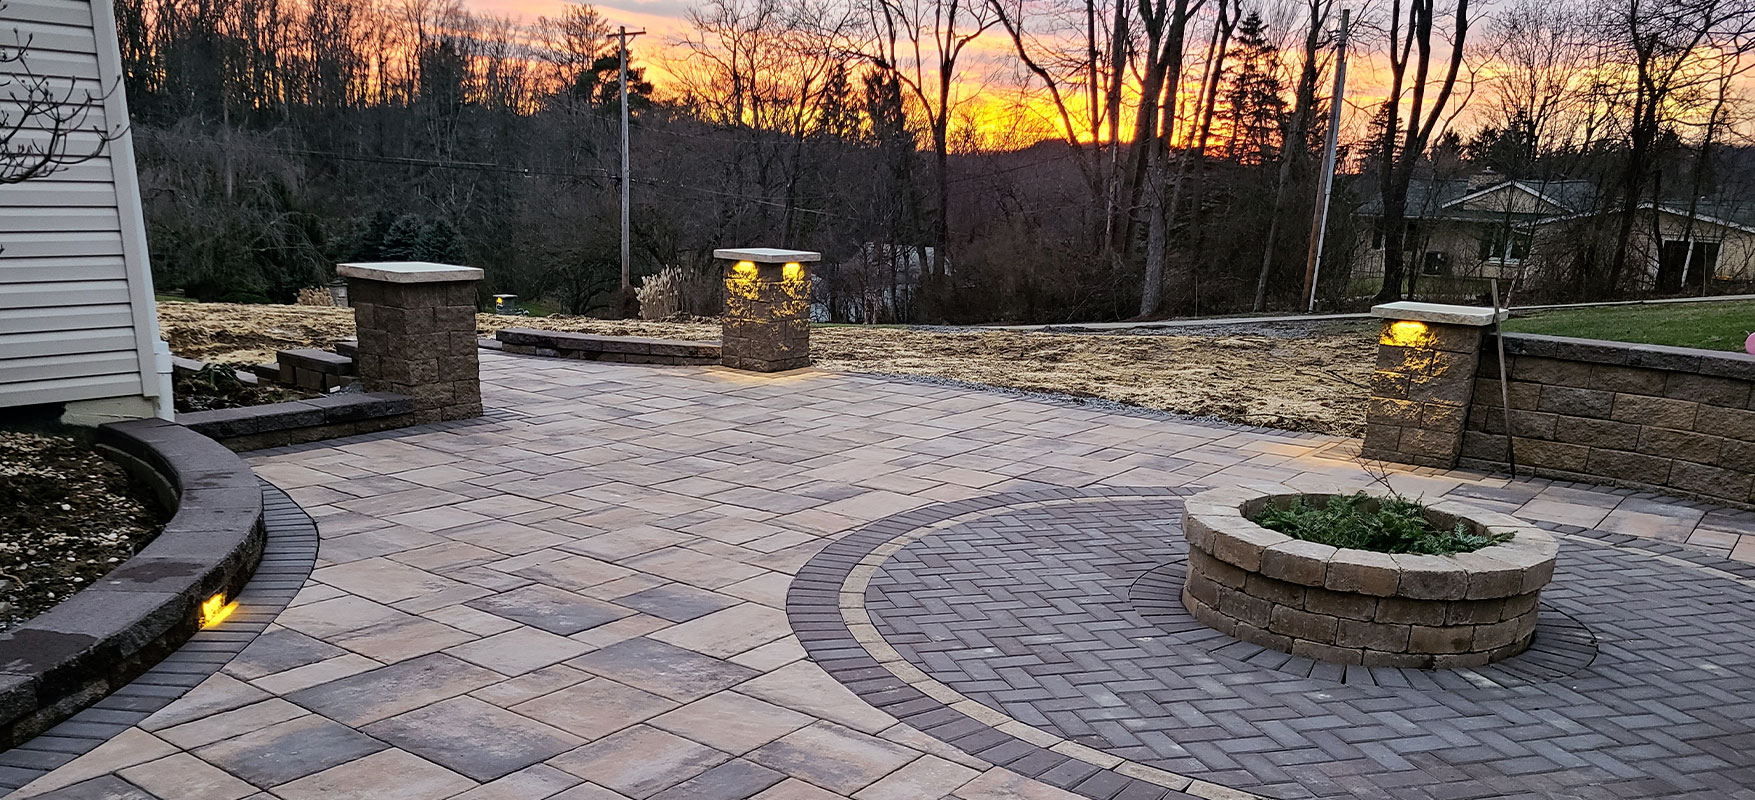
714;248;820;373
338;261;484;423
1180;486;1559;669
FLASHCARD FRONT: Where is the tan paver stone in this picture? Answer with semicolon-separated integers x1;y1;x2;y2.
649;691;814;754
422;603;526;636
853;754;982;800
446;626;592;675
721;573;796;608
445;520;577;555
557;525;696;562
273;595;410;639
511;555;638;592
271;748;476;800
193;715;387;787
329;615;476;663
548;783;636;799
1515;498;1615;528
548;725;730;797
118;753;259;800
877;724;988;770
1599;509;1697;542
621;547;770;589
730;637;807;671
139;673;270;731
510;677;679;739
314;559;477;605
748;722;918;795
385;505;494;532
364;696;585;781
471;664;594;707
284;653;505;727
650;603;791;658
156;698;311;749
248;653;383;695
391;541;503;571
736;662;898;735
451;764;584;800
11;730;178;797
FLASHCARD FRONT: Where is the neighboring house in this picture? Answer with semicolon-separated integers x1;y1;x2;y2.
2;0;170;422
1352;172;1755;290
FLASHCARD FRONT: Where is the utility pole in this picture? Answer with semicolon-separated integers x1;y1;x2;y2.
1302;8;1348;312
616;25;646;294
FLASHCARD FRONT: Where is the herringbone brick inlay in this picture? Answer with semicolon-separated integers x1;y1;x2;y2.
861;496;1755;800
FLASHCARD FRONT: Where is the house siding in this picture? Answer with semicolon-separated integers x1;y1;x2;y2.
0;0;162;414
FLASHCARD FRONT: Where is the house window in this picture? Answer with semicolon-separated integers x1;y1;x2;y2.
1479;225;1531;262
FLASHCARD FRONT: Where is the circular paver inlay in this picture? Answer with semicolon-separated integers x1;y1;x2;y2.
790;487;1755;800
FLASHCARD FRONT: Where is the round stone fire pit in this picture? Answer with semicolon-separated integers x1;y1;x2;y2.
1180;486;1559;669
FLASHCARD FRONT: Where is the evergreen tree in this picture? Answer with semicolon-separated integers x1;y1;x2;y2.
381;214;425;260
418;218;465;264
1219;13;1288;165
815;63;862;141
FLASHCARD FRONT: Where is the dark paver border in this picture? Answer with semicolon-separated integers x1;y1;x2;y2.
0;479;317;794
789;486;1213;800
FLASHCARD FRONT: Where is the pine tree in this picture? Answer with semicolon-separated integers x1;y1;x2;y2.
381;214;425;261
418;218;465;264
1219;13;1288;165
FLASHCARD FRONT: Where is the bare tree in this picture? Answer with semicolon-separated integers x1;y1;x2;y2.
2;11;120;185
1374;0;1473;301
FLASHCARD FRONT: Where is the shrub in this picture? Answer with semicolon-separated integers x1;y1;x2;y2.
1250;492;1511;556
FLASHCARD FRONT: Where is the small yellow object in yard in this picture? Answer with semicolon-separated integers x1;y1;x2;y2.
1382;320;1430;348
200;593;237;628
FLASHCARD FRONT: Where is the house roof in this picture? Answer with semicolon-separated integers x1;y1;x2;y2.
1358;178;1599;218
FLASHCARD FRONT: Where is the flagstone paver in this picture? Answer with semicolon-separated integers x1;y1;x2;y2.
9;351;1755;799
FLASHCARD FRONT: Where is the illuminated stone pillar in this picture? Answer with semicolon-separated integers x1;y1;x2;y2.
1362;302;1503;469
715;248;820;372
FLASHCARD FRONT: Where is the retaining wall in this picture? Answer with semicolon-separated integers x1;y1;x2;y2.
1461;333;1755;508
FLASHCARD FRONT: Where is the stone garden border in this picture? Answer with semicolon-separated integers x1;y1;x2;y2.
0;419;267;751
178;392;415;451
1181;484;1559;668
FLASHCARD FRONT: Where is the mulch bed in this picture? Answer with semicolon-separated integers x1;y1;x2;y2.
0;431;167;631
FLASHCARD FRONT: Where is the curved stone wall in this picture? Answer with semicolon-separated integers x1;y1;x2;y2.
1180;487;1558;668
0;419;265;748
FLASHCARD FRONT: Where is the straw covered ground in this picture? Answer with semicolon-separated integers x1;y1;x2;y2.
157;303;1372;436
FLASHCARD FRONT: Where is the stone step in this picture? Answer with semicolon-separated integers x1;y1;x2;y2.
496;327;721;366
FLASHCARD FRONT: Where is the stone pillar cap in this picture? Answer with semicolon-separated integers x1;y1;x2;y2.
713;248;822;263
1370;301;1506;326
337;261;484;283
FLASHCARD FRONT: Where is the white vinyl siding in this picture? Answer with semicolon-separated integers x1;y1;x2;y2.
1;0;160;411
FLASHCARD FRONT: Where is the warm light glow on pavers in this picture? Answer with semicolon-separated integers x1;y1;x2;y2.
10;352;1755;799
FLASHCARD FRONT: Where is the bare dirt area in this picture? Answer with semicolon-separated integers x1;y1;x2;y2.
158;304;1371;436
0;431;167;631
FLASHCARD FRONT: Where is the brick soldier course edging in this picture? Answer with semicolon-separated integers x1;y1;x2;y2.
1180;485;1558;668
0;421;272;754
0;481;318;793
797;485;1755;800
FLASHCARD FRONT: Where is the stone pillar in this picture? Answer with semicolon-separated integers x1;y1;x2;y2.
1362;302;1503;469
714;247;820;372
337;262;484;423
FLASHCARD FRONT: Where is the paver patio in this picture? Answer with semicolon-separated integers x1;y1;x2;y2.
8;351;1755;799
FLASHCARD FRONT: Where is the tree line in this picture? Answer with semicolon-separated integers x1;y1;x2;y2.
77;0;1755;322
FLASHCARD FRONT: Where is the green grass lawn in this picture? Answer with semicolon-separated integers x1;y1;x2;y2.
1503;299;1755;352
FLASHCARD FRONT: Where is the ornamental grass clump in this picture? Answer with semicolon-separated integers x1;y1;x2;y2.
1251;492;1511;556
